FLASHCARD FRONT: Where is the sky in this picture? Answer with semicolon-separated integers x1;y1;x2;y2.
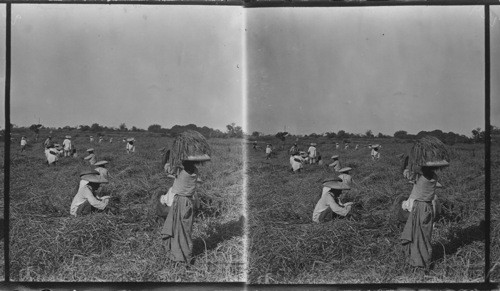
492;6;500;128
247;6;486;137
7;5;243;132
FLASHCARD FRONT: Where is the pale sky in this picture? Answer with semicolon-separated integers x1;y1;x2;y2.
8;5;243;131
492;6;500;127
247;7;485;136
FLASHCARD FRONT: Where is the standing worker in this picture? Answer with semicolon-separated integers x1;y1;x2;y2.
265;144;272;160
62;135;72;157
400;136;450;270
159;130;211;264
20;136;27;152
308;143;317;164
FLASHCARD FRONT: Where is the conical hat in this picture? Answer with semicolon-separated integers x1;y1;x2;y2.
94;160;109;166
339;167;352;173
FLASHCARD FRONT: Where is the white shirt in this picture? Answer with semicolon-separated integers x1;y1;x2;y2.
63;139;72;150
70;182;109;216
290;155;304;171
266;147;271;154
126;143;135;152
312;187;351;222
308;146;317;158
20;139;27;146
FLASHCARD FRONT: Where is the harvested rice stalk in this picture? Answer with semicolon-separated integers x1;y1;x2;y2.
408;136;450;173
168;130;211;173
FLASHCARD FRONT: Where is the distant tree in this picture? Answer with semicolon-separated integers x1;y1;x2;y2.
394;130;408;139
119;123;127;131
326;132;337;139
90;123;101;132
365;130;374;138
252;131;260;137
79;125;90;131
337;130;348;139
148;124;162;133
131;126;138;131
472;127;485;143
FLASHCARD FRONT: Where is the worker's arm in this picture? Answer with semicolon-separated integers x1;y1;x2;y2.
324;193;351;216
82;187;109;210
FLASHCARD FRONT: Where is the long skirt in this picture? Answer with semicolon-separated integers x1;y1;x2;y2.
161;195;194;263
400;200;434;268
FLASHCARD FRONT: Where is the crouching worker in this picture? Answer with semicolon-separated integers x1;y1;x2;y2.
70;170;110;216
160;130;210;264
290;151;304;172
312;177;353;223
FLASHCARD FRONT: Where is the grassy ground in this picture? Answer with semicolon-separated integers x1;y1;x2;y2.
9;131;244;282
247;138;485;284
490;141;500;281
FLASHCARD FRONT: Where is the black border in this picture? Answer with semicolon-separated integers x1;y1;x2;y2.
2;1;498;290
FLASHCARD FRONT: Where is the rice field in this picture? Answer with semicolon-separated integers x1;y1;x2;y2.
9;130;244;282
247;138;485;284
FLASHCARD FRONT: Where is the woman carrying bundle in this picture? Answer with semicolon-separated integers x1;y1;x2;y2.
400;136;449;270
160;130;211;264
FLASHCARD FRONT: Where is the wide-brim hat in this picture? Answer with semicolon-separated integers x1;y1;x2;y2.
80;169;100;177
372;144;380;148
339;167;352;173
65;135;71;139
310;143;317;146
94;160;109;166
86;148;94;152
323;179;350;190
183;154;211;162
420;160;450;168
331;155;339;159
127;138;135;142
81;174;108;184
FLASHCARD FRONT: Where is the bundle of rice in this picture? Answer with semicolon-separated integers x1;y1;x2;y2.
408;136;450;173
168;130;211;172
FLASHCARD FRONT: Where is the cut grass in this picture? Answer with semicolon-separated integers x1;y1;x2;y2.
10;132;244;282
248;139;485;284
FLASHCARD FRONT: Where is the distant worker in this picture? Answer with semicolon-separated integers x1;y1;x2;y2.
90;136;94;143
20;136;27;152
62;135;72;157
265;144;272;160
94;160;111;180
355;144;359;150
290;151;304;172
84;148;97;165
312;177;353;223
370;144;381;160
109;137;113;143
335;142;339;150
308;143;317;164
329;155;341;172
70;170;110;216
253;141;258;151
317;155;324;166
126;138;136;154
344;143;349;150
289;143;298;154
99;136;103;143
45;143;59;166
338;167;353;185
44;136;52;148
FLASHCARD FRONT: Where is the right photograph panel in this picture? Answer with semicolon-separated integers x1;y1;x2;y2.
246;6;485;284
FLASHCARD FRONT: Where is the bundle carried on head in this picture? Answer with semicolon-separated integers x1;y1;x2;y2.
408;135;450;173
168;130;211;172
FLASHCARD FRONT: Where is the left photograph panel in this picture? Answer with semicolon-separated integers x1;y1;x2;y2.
9;4;244;282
